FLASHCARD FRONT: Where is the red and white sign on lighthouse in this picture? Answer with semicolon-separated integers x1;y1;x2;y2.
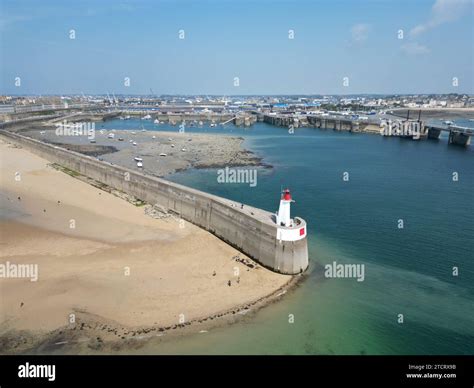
275;188;307;242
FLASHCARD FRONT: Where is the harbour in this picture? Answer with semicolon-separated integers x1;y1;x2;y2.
1;0;473;370
148;120;474;355
1;113;472;354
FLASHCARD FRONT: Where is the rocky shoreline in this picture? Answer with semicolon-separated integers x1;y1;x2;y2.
23;129;271;177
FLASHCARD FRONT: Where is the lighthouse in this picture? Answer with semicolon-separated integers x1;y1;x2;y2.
273;188;308;273
276;188;294;227
275;188;307;242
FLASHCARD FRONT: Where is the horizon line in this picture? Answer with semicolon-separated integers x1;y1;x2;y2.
3;92;473;97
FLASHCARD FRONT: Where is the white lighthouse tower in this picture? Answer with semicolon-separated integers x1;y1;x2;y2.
272;187;308;273
276;188;294;227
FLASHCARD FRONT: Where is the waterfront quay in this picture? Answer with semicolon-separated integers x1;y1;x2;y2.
260;111;473;147
1;100;473;147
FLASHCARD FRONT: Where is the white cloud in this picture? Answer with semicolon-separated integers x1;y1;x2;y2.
351;23;371;42
401;42;431;55
410;0;472;36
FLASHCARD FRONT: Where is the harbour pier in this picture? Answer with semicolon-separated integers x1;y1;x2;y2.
426;125;473;146
306;115;359;131
263;113;368;132
261;111;473;147
121;111;257;126
0;127;309;275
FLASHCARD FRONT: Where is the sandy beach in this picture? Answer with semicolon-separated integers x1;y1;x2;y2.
0;139;292;354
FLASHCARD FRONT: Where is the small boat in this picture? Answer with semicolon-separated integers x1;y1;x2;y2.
159;153;167;157
131;131;136;135
154;119;160;124
443;120;454;126
181;148;186;152
198;121;203;126
124;115;131;120
136;161;143;168
168;137;173;141
134;157;143;162
210;123;217;127
40;131;45;135
152;135;156;139
132;142;137;146
141;114;152;120
129;140;133;143
118;137;124;141
171;144;175;148
107;133;115;139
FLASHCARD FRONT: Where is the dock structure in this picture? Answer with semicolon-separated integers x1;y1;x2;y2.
0;127;309;275
0;102;96;115
427;126;442;140
306;115;358;131
233;115;257;126
261;110;473;147
120;111;257;126
0;103;259;128
426;125;473;146
263;113;363;132
448;129;472;146
263;114;298;128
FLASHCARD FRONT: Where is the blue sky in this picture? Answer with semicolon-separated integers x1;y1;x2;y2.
1;0;473;95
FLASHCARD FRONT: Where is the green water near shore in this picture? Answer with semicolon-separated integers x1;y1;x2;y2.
100;119;474;354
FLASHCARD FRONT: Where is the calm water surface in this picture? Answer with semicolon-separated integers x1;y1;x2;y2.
99;119;474;355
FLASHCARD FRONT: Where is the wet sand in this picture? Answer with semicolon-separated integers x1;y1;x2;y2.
0;139;292;354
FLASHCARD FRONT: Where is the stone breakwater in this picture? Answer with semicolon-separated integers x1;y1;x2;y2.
0;130;309;275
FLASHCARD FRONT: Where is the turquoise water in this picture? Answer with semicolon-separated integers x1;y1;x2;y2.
101;119;474;355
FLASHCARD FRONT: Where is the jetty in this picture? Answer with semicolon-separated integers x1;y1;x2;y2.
0;123;309;275
261;112;473;147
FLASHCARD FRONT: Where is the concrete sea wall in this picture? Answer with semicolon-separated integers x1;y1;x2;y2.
0;130;309;275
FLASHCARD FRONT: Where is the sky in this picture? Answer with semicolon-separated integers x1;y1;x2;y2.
0;0;473;95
